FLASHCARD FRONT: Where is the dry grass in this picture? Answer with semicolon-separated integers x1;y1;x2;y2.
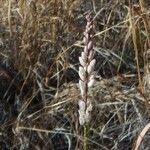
0;0;150;149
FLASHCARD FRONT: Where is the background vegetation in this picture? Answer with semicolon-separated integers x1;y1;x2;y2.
0;0;150;149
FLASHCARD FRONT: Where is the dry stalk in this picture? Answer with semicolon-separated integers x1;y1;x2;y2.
133;123;150;150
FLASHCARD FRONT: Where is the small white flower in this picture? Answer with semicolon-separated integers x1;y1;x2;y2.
78;100;86;111
88;50;94;61
78;100;86;125
79;57;85;67
79;80;86;98
79;66;85;81
84;46;88;53
79;115;85;125
79;80;85;90
87;59;96;74
87;100;93;112
83;37;88;44
87;41;93;51
89;74;94;80
85;110;90;123
88;78;95;88
80;88;85;99
81;52;87;62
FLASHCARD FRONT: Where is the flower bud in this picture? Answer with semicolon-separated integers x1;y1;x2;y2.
88;78;95;88
79;114;85;125
79;66;85;81
78;100;86;111
88;49;94;61
81;52;87;62
79;57;85;67
87;59;96;74
87;41;93;51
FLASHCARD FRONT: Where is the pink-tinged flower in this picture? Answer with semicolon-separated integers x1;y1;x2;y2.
78;13;96;125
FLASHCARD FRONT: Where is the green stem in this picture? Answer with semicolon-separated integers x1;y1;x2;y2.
83;124;88;150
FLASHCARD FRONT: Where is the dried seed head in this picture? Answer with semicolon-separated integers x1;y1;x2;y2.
78;100;86;125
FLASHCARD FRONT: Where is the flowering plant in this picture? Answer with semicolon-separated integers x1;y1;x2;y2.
78;13;95;126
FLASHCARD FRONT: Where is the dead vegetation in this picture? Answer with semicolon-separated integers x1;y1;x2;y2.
0;0;150;149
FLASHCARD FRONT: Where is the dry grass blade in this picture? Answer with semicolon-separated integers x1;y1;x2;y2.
133;123;150;150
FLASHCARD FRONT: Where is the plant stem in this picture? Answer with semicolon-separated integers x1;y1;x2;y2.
83;124;87;150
